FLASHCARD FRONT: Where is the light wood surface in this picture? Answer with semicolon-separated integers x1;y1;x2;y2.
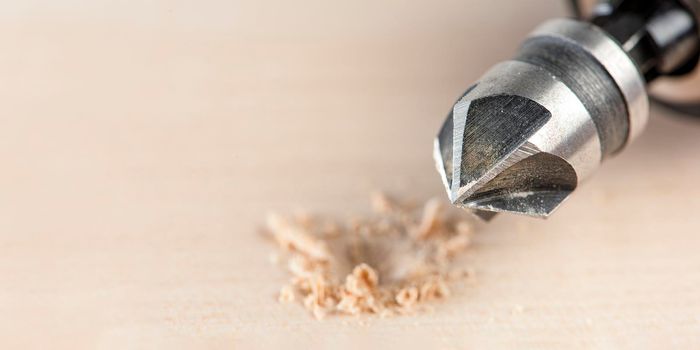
2;1;700;348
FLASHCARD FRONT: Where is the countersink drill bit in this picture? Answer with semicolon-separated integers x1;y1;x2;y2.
434;1;700;219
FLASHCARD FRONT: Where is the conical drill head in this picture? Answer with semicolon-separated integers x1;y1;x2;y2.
433;19;652;219
434;93;578;218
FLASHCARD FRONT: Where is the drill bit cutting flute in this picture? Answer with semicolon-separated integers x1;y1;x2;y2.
435;0;700;218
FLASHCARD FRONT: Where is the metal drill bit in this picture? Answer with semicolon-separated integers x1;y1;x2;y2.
436;0;700;219
434;19;650;219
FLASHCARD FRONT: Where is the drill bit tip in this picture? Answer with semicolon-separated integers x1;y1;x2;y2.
434;93;577;219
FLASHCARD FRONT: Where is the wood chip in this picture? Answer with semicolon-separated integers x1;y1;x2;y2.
278;285;296;303
264;193;477;319
414;198;444;240
441;230;471;257
419;276;450;301
345;263;378;296
395;286;419;308
266;213;331;261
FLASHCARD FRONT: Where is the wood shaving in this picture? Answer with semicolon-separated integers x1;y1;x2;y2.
264;193;476;319
266;213;331;261
413;198;444;240
278;285;296;303
395;286;419;308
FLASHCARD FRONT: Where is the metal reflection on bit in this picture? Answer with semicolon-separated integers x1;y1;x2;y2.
434;19;649;219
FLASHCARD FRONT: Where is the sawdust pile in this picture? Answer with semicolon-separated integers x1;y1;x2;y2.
264;193;477;319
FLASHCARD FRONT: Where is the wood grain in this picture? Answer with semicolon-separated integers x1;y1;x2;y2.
1;0;699;348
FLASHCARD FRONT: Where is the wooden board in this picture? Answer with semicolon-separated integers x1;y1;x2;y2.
1;0;700;348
